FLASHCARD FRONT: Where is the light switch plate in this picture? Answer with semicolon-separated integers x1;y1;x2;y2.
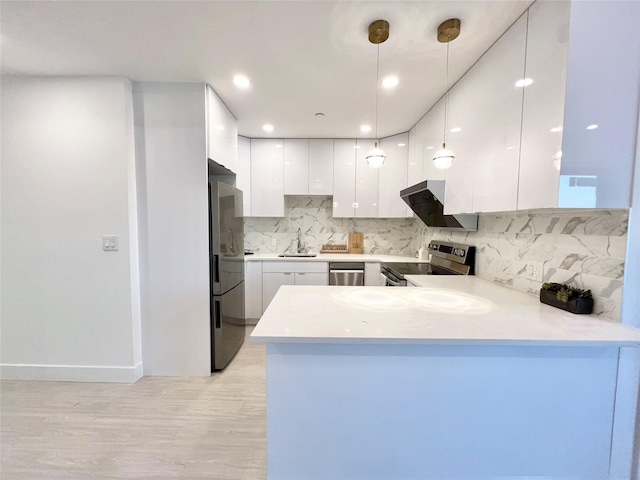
102;235;119;251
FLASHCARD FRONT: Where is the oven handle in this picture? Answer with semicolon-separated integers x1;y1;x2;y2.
382;273;404;287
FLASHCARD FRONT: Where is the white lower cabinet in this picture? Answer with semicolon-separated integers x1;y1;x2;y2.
261;262;329;313
245;260;263;323
262;272;296;311
364;262;382;286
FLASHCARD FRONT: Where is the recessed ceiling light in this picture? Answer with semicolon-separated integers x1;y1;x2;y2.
354;145;362;149
360;125;372;133
274;144;282;148
449;127;462;133
515;78;533;87
550;126;563;133
262;124;274;132
586;124;599;130
426;146;434;150
397;143;406;147
506;146;515;150
214;125;225;131
382;76;399;89
233;75;251;88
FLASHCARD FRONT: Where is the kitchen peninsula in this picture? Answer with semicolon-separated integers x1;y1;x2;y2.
251;277;640;480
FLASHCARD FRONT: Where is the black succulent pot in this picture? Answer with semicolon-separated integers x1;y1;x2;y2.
539;289;594;314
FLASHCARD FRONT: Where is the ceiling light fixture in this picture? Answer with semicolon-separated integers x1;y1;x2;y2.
382;76;399;89
360;125;372;133
233;75;251;88
449;127;461;133
365;20;390;169
515;78;533;88
586;124;599;130
262;123;274;132
433;18;461;170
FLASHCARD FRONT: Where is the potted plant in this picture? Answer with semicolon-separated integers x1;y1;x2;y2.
540;282;593;314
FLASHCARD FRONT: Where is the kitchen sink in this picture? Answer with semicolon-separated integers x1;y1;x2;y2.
278;253;317;257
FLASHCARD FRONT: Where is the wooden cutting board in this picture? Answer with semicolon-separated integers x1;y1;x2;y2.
348;233;364;254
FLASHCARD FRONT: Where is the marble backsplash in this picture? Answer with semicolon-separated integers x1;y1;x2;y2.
244;196;414;255
413;210;628;322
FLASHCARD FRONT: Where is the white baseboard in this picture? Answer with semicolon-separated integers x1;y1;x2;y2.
0;361;143;383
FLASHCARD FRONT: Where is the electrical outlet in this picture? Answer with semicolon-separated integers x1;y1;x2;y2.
526;261;543;282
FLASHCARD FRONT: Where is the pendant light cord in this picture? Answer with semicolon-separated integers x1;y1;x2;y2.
375;42;380;143
443;34;450;147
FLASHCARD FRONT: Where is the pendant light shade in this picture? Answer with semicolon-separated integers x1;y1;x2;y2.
433;18;461;170
366;142;386;168
432;144;455;170
367;20;389;168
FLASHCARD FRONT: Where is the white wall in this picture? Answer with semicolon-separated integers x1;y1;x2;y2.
0;76;142;382
621;99;640;480
133;82;211;376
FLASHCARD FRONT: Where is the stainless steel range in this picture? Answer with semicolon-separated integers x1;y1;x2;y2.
381;241;475;286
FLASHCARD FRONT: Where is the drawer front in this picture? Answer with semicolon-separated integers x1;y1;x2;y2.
262;261;328;274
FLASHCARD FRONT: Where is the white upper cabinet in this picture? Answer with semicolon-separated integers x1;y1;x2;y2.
308;139;334;195
407;128;422;188
379;133;410;218
518;2;569;210
445;13;527;214
332;139;357;218
355;139;378;217
250;139;284;217
283;139;309;195
415;98;447;184
206;85;238;172
558;0;639;209
236;136;252;216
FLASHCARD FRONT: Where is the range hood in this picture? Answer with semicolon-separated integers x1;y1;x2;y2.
400;180;477;231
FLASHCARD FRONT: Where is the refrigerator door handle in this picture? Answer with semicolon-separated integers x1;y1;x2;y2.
213;254;220;284
214;299;221;329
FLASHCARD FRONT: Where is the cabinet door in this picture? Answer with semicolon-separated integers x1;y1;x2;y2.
379;133;410;218
419;99;448;183
445;14;527;214
245;261;263;320
206;85;238;172
355;139;378;217
364;262;382;286
262;272;295;311
236;136;252;216
558;0;639;209
517;2;569;210
308;139;334;195
284;139;309;195
295;272;329;286
250;139;284;217
333;139;357;218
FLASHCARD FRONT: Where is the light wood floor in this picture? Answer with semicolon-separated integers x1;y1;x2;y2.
0;328;266;479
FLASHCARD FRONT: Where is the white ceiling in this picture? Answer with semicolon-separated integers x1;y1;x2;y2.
1;0;533;139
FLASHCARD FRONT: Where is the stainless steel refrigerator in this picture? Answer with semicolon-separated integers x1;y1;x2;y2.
209;180;245;370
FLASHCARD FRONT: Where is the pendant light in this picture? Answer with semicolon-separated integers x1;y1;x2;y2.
365;20;389;169
433;18;461;170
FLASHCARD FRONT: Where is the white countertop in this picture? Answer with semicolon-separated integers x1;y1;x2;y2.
245;253;426;263
250;276;640;347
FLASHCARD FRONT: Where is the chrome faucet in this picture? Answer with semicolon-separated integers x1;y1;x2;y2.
297;228;303;253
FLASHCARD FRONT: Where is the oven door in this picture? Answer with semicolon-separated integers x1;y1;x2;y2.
380;271;406;287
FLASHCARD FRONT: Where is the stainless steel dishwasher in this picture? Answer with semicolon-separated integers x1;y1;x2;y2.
329;262;365;286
